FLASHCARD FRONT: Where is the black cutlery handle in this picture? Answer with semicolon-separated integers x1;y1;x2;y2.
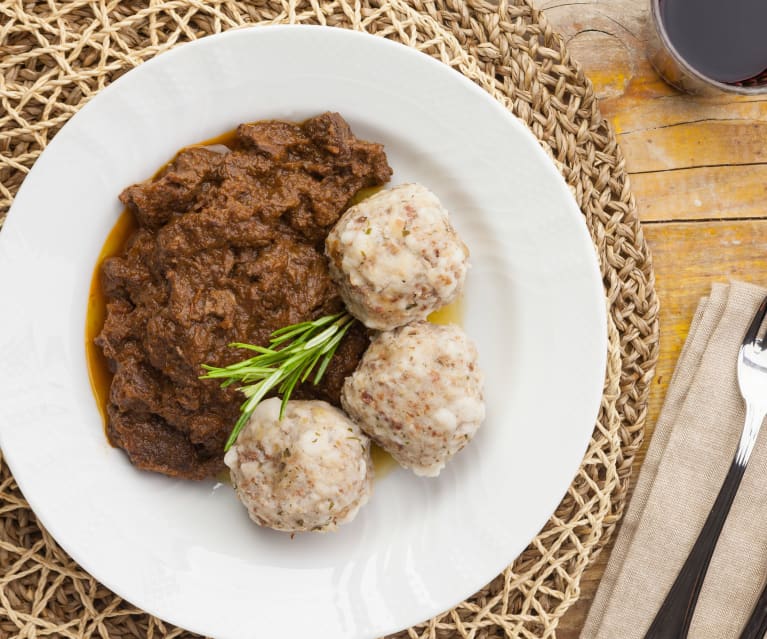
643;458;746;639
739;579;767;639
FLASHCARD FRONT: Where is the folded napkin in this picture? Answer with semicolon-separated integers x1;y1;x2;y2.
583;281;767;639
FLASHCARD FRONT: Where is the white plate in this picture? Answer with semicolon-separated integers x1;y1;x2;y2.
0;26;606;639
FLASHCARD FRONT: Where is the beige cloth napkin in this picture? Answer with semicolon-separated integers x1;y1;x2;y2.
582;281;767;639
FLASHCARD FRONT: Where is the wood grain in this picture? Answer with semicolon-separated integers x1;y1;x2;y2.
632;165;767;222
534;1;767;636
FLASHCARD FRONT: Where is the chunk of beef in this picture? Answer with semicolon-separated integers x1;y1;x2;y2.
119;147;222;229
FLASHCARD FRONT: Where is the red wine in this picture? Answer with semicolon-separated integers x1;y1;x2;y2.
660;0;767;85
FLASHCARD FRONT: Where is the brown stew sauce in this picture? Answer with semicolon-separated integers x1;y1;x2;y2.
86;126;461;479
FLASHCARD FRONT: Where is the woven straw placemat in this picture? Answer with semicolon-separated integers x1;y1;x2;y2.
0;1;659;637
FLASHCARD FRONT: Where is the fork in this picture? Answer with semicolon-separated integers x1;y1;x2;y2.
643;294;767;639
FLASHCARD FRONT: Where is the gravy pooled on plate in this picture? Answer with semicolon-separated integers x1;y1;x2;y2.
94;113;392;479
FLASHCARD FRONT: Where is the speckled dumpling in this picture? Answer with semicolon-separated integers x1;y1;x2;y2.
224;398;373;532
325;183;469;330
341;321;485;477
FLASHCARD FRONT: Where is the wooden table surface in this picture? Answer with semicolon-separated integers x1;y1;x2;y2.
534;1;767;637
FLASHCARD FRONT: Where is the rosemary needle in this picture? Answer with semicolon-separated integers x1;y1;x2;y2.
200;311;357;450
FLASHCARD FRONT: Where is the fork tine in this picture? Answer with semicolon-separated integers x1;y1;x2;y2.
743;295;767;347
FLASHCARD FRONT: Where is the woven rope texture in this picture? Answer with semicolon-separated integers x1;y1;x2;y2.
0;1;659;637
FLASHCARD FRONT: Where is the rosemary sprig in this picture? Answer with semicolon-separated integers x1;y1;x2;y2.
200;311;357;450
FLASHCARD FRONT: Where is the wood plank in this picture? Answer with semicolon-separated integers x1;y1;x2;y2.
632;165;767;222
618;121;767;173
557;219;767;638
608;97;767;136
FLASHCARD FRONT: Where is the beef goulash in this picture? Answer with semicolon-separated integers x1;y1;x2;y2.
95;113;392;480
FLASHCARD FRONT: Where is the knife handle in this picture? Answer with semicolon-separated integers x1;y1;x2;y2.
643;458;747;638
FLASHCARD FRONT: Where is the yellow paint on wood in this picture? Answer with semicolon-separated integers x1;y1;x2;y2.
632;164;767;221
619;120;767;173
